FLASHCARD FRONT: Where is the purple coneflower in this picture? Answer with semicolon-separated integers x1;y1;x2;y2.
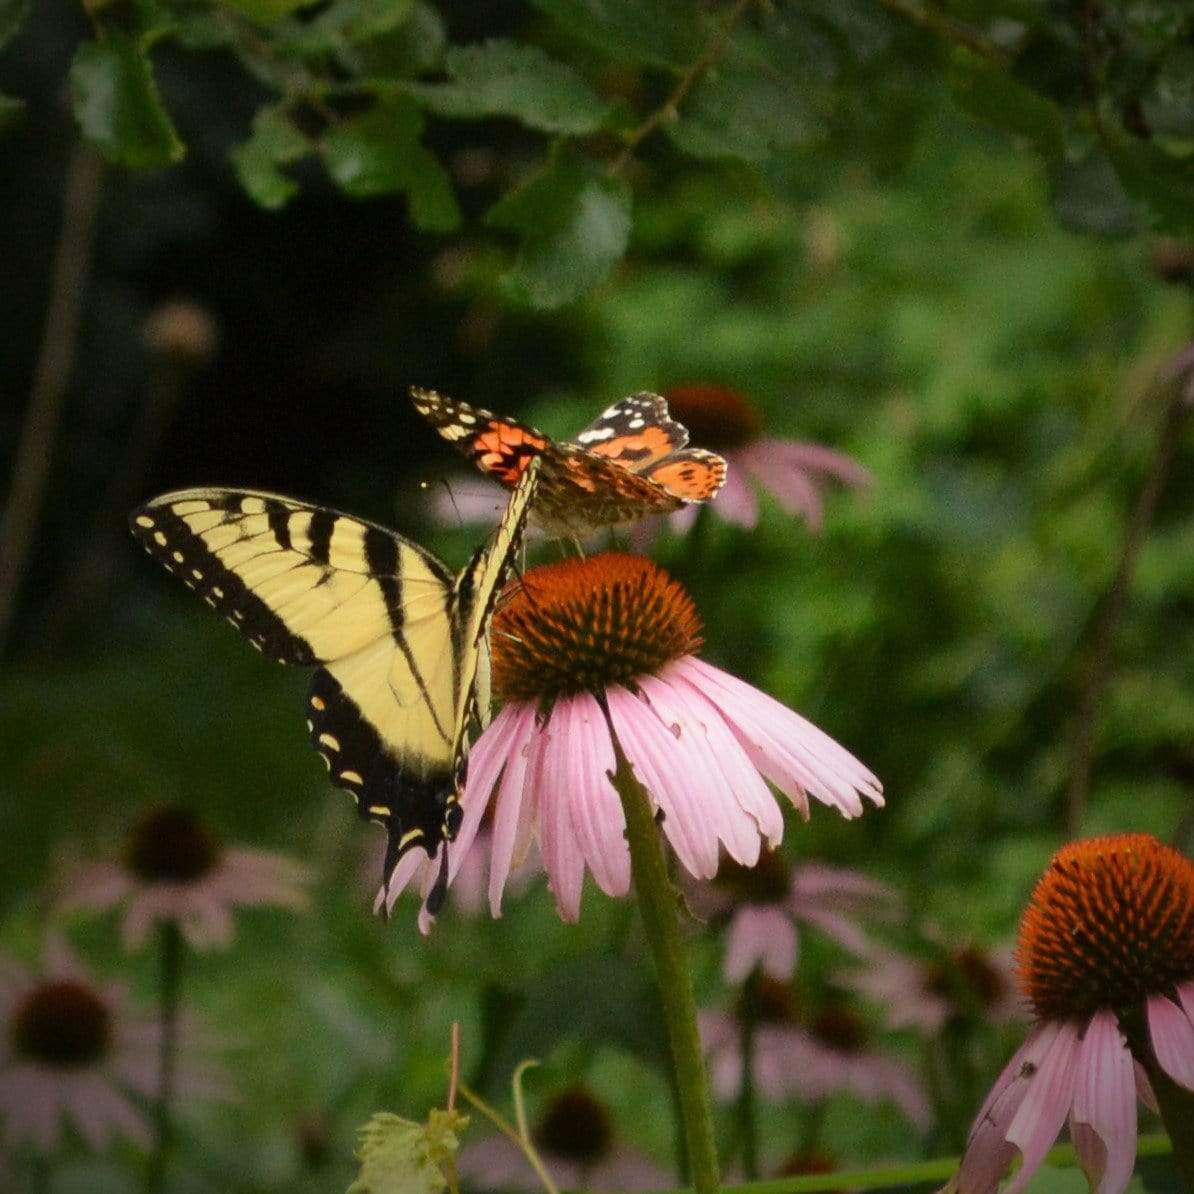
381;553;882;922
840;939;1023;1033
0;939;161;1151
701;981;930;1129
458;1086;667;1192
947;834;1194;1194
687;852;895;983
66;805;310;950
657;384;870;534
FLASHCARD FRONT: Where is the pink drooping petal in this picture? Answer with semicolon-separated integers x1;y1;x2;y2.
589;1147;672;1191
0;1066;66;1151
724;905;798;982
606;685;721;879
1146;993;1194;1090
1135;1062;1159;1115
550;692;630;900
664;675;785;846
744;438;872;488
1002;1020;1081;1194
457;1132;579;1191
671;656;882;815
178;891;236;950
788;864;895;956
373;845;428;917
738;444;827;529
1070;1009;1136;1194
67;1070;152;1151
62;864;133;913
709;460;759;528
482;703;540;916
637;674;761;866
534;705;586;921
954;1024;1060;1194
1179;979;1194;1026
667;503;702;535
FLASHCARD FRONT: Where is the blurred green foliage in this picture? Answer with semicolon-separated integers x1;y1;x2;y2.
2;0;1194;1192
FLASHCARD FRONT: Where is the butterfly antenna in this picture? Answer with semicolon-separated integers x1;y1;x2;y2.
422;476;464;529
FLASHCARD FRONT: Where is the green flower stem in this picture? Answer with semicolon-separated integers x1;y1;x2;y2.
1151;1065;1194;1191
607;731;721;1194
736;974;759;1180
585;1133;1173;1194
146;919;183;1194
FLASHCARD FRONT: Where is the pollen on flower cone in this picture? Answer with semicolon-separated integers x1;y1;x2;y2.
1017;833;1194;1020
491;553;703;704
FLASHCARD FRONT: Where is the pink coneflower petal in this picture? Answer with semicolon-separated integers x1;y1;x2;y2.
1179;978;1194;1024
665;675;785;845
673;656;881;815
1135;1062;1159;1114
64;864;133;912
1070;1009;1136;1194
738;443;827;529
1146;992;1194;1089
724;905;798;982
710;462;759;528
486;704;540;916
0;1066;64;1151
534;716;587;921
1002;1020;1081;1194
749;439;872;488
549;692;630;902
67;1070;152;1150
638;674;761;866
605;685;721;879
955;1023;1060;1194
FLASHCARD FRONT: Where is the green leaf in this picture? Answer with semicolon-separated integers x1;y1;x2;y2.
273;0;415;57
486;148;631;308
1050;147;1136;238
347;1109;467;1194
802;0;894;64
321;97;460;230
0;93;24;133
950;54;1065;158
0;0;30;51
231;105;310;210
528;0;701;69
1143;46;1194;139
404;39;610;135
1107;138;1194;236
219;0;322;23
364;1;445;75
669;67;823;164
68;35;185;169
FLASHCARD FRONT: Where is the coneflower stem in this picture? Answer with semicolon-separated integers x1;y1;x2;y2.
737;973;759;1179
607;730;721;1194
1151;1066;1194;1191
147;920;183;1193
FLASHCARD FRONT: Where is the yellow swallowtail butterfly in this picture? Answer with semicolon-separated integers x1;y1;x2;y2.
129;459;540;911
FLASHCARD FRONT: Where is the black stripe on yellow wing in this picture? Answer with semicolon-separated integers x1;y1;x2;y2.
129;489;452;666
130;469;538;909
448;455;541;758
